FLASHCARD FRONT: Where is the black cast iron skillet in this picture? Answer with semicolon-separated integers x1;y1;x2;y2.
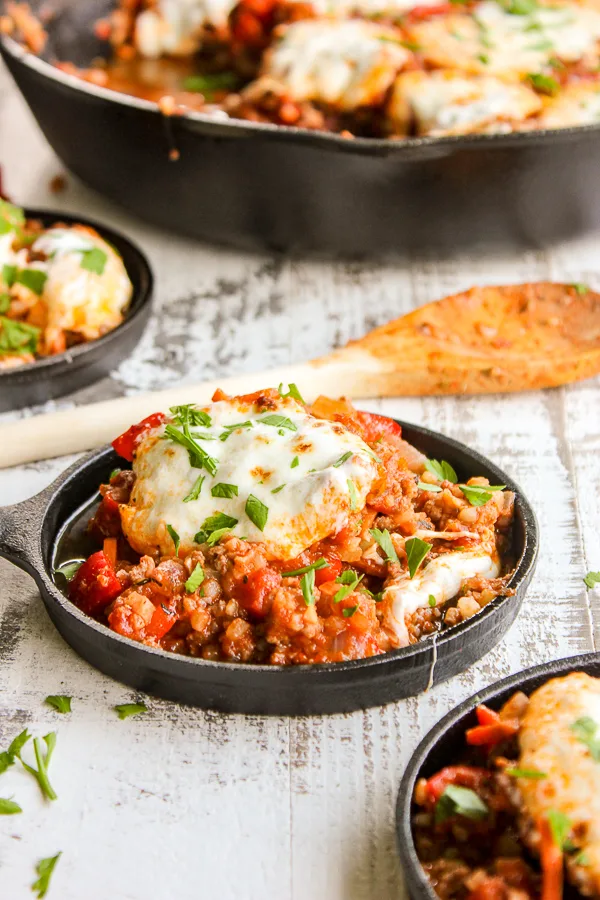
396;653;600;900
0;208;153;412
0;420;538;715
2;1;600;255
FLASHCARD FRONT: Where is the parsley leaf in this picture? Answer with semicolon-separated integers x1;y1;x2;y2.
0;199;25;236
211;482;238;499
571;283;589;295
584;571;600;589
206;527;233;546
300;569;316;606
80;247;108;275
405;537;430;579
182;71;240;98
527;73;560;96
370;528;399;564
0;315;41;355
278;382;305;404
170;404;212;428
54;560;83;581
291;456;299;468
0;798;21;814
418;481;442;493
219;421;253;441
343;605;358;618
271;484;286;494
425;459;458;483
164;423;218;475
115;703;147;720
194;513;238;543
283;558;329;577
504;767;547;779
2;263;17;287
0;293;9;314
16;733;57;801
166;524;180;555
245;495;269;531
32;852;62;898
45;696;72;714
459;484;505;507
333;451;353;468
15;268;47;296
571;716;600;761
547;809;572;850
435;785;489;824
347;479;358;510
185;564;205;593
428;594;436;608
184;474;205;502
258;414;297;432
334;572;364;604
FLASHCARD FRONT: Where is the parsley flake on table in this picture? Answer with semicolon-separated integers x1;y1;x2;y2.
405;537;430;579
584;571;600;589
115;703;147;720
435;785;489;824
424;459;458;483
32;852;62;898
370;528;399;564
245;495;269;531
45;696;72;714
16;732;58;801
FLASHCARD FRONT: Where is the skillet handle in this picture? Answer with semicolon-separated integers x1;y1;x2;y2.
0;493;47;579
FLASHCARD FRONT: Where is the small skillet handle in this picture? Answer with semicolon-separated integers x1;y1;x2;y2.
0;493;48;579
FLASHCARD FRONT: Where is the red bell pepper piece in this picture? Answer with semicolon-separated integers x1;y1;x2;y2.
235;567;281;619
112;412;165;462
315;555;342;586
425;765;489;803
475;704;502;726
145;603;177;640
354;411;402;443
466;720;519;747
69;551;122;616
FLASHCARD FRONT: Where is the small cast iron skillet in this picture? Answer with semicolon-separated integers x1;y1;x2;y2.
3;0;600;254
0;208;153;412
0;421;538;715
395;653;600;900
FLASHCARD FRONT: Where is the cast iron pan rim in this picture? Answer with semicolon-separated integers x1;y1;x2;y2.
395;651;600;900
34;417;538;678
0;206;153;387
2;34;600;156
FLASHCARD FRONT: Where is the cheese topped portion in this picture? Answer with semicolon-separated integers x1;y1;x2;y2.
388;70;541;135
135;0;236;58
263;20;409;109
32;226;132;342
539;79;600;128
381;550;499;646
518;672;600;895
120;395;379;559
410;0;600;78
311;0;441;17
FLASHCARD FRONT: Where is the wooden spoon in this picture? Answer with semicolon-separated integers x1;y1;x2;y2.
2;281;599;469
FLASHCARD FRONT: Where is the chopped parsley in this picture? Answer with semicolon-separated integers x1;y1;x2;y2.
183;474;205;502
32;852;62;898
300;569;316;606
547;809;572;850
584;571;600;589
219;420;253;441
115;702;147;720
258;414;297;432
282;558;329;577
527;73;560;96
206;527;233;546
278;382;305;404
0;293;9;314
170;404;212;428
342;605;359;618
185;564;205;593
53;560;83;582
245;495;269;531
0;315;41;355
166;524;180;555
435;785;489;823
370;528;399;564
271;484;286;494
109;468;121;480
0;199;25;236
15;268;47;296
164;423;218;475
459;483;505;506
0;728;30;776
347;479;358;510
425;459;458;483
477;52;490;64
45;696;72;714
334;571;364;604
182;71;240;99
0;798;21;815
211;482;238;499
504;767;547;779
428;594;436;608
333;451;353;468
16;732;58;801
291;456;299;468
418;481;442;493
405;537;430;579
2;263;17;286
571;282;589;295
499;0;537;13
80;247;108;275
194;512;238;544
570;716;600;761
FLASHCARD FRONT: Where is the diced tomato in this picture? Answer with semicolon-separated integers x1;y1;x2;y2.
466;721;519;747
355;411;402;443
90;493;121;538
235;567;282;619
146;603;177;640
112;412;165;462
69;551;122;616
425;765;489;803
315;555;342;586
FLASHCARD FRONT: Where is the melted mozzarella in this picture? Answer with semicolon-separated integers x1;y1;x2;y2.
135;0;235;57
539;79;600;128
311;0;441;16
518;673;600;895
121;396;379;559
263;20;408;109
0;231;18;274
388;70;541;135
381;550;499;647
32;226;132;342
410;0;600;78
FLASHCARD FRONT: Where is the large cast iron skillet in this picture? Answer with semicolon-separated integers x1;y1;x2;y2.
0;208;153;412
3;1;600;254
396;653;600;899
0;420;538;715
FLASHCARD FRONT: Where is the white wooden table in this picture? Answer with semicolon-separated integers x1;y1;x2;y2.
1;60;599;900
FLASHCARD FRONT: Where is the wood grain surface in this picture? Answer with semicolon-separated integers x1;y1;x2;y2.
1;63;599;900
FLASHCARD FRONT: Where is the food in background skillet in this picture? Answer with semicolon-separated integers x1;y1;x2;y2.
0;200;132;369
412;671;600;900
59;388;516;665
7;0;600;138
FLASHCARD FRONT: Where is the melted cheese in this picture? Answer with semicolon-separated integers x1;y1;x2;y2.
388;70;541;135
120;396;379;559
410;0;600;78
263;19;409;109
518;673;600;895
32;226;132;341
311;0;441;16
135;0;236;57
381;550;499;647
539;79;600;128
